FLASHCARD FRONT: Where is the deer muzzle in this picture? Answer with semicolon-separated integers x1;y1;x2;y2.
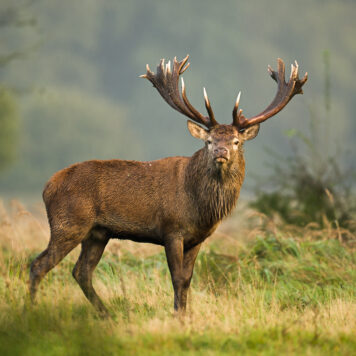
213;147;229;163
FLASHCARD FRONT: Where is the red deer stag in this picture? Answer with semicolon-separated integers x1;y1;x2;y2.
29;56;307;316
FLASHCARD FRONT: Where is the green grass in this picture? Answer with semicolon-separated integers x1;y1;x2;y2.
1;229;356;355
2;312;356;356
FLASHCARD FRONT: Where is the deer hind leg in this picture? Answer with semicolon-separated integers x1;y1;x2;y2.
29;231;82;303
165;236;184;313
72;230;109;317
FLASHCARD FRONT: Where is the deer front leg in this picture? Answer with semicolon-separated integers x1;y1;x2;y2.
180;243;201;312
165;237;202;314
164;235;184;312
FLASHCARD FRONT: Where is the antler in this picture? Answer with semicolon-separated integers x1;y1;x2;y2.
140;55;218;128
232;58;308;131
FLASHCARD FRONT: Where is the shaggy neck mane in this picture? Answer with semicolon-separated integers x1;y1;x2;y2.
185;147;245;227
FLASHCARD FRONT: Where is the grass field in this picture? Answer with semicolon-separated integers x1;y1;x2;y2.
0;200;355;355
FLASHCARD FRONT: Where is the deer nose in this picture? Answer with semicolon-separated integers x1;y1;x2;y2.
214;147;228;156
213;147;229;163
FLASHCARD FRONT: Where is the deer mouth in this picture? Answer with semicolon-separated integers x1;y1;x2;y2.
214;157;228;164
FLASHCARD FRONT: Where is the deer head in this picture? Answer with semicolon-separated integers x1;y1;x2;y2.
141;55;308;168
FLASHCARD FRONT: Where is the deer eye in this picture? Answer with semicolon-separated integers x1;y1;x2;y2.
233;140;239;145
206;139;212;145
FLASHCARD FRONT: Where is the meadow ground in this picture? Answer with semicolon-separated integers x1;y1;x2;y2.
0;200;355;355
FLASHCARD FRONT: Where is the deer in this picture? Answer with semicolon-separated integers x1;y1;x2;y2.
29;55;307;317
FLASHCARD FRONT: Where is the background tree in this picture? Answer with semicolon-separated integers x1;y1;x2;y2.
0;0;38;172
0;88;18;171
0;0;355;197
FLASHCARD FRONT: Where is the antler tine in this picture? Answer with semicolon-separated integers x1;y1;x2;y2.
203;88;218;126
232;91;247;127
140;61;178;111
174;56;215;127
177;55;190;74
141;55;218;128
232;58;308;131
180;78;209;127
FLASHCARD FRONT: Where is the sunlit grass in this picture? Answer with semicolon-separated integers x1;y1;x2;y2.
0;200;355;355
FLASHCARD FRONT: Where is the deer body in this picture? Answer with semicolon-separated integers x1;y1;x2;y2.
29;56;307;316
43;148;243;248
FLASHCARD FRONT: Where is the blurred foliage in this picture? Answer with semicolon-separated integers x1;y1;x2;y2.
0;88;19;171
250;155;356;230
0;0;355;195
0;1;38;175
0;0;38;68
251;52;356;230
8;88;140;191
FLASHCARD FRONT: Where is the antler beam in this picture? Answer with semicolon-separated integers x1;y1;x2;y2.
141;55;218;128
232;58;308;131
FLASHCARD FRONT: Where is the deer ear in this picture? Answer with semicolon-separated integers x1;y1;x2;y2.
187;120;208;140
241;124;260;141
